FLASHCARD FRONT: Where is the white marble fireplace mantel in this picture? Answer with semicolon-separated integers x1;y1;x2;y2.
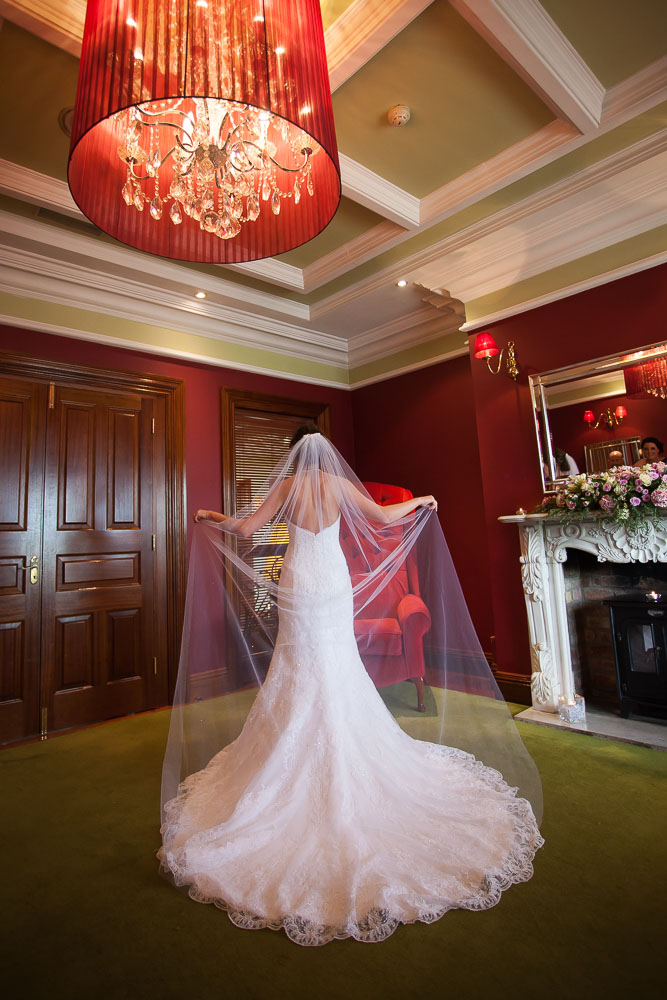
499;512;667;714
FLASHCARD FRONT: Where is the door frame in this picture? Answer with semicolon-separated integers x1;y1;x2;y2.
0;350;187;708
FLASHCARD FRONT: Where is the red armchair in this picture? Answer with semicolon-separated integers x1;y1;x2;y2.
342;482;431;712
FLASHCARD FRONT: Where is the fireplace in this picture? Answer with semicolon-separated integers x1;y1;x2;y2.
499;512;667;714
563;550;667;710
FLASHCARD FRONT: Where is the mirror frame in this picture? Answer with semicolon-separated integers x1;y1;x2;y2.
529;338;667;493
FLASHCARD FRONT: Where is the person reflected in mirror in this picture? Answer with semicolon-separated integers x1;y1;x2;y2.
607;449;624;469
554;447;579;478
633;436;665;468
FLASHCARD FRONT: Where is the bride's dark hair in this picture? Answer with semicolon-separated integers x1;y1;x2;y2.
290;422;322;448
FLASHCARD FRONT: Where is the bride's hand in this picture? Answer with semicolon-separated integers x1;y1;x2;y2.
193;509;208;523
420;495;438;511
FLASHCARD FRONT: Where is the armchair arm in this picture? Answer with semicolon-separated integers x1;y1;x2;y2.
397;593;431;634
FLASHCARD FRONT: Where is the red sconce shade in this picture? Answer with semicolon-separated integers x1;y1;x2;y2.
615;405;627;420
473;333;500;359
68;0;341;263
583;410;595;424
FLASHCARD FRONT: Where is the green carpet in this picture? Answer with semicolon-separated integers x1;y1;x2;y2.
2;707;665;1000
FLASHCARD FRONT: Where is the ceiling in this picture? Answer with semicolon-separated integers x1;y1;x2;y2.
0;0;665;388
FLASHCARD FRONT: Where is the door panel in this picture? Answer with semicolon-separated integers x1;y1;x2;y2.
41;385;156;733
0;379;46;742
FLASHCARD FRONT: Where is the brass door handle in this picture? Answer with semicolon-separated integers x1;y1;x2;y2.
29;555;39;585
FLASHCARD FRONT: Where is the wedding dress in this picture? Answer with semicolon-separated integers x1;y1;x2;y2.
158;437;544;945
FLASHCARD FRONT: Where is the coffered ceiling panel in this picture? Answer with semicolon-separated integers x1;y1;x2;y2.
0;0;664;387
332;0;555;197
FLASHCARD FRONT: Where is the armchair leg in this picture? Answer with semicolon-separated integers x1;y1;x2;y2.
411;676;426;713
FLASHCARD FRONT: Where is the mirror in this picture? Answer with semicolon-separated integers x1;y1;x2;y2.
529;340;667;492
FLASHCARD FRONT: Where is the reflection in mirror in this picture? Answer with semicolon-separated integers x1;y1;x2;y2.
529;341;667;492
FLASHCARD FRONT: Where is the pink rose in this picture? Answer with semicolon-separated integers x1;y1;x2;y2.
650;488;667;508
599;495;617;512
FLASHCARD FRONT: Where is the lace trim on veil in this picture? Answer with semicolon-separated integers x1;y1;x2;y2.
158;745;544;948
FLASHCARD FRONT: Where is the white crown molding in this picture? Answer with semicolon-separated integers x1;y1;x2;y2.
450;0;604;132
0;206;311;321
407;149;667;303
0;312;352;389
420;119;578;226
0;158;81;218
460;251;667;333
0;242;348;366
339;154;420;229
0;0;84;55
602;55;667;124
224;256;305;292
311;130;667;318
347;303;464;367
302;220;407;292
325;0;432;92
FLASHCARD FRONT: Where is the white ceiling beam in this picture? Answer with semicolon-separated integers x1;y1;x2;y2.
0;0;84;55
450;0;605;133
339;153;420;229
325;0;433;92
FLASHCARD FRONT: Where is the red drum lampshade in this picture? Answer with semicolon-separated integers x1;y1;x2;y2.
615;405;627;420
473;332;500;359
583;410;595;424
68;0;341;263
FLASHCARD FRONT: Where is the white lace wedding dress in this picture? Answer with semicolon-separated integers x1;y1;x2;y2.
159;516;543;946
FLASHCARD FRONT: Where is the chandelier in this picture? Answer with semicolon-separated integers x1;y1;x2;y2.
624;359;667;399
68;1;341;263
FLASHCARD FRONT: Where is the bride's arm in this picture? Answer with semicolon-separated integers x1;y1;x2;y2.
194;480;290;536
336;476;437;523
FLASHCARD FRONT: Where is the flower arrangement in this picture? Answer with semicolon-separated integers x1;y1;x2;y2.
540;462;667;524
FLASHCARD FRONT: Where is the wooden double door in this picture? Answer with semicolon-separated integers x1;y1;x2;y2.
0;363;183;744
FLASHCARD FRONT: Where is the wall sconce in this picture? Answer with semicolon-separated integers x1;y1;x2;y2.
584;405;627;430
473;333;518;380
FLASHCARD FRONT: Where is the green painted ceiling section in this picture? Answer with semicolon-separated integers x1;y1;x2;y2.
276;196;385;268
320;0;357;32
541;0;667;89
301;103;667;304
0;21;77;182
332;0;554;198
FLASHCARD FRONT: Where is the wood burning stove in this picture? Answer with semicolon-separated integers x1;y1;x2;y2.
605;596;667;719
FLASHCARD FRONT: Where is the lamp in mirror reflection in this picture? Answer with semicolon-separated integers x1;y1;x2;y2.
583;405;627;430
473;333;518;380
624;359;667;399
67;0;340;263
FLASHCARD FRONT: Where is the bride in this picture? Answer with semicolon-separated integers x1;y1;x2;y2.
158;424;543;946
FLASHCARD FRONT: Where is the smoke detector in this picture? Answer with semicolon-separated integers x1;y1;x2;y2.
387;105;411;127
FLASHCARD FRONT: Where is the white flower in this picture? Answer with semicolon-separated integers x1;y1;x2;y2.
639;472;652;486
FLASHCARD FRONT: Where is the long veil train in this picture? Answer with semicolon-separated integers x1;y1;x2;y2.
159;431;543;945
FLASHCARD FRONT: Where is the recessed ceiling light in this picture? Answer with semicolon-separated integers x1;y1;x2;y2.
195;291;206;299
396;279;408;287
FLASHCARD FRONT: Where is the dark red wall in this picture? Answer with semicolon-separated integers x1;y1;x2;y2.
0;324;356;527
352;354;494;647
470;262;667;676
4;260;666;679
